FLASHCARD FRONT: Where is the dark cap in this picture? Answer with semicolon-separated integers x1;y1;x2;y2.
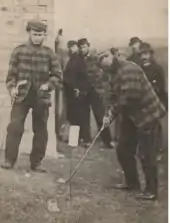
110;47;119;55
26;19;47;32
67;40;77;48
77;38;90;47
138;42;154;54
129;37;142;46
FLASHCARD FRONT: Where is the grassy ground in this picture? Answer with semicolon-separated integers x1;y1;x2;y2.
0;141;168;223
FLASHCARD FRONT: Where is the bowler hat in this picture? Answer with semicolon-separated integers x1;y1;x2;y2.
67;40;77;48
77;38;90;47
138;42;154;54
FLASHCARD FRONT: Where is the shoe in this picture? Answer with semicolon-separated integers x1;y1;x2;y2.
136;191;157;201
104;141;116;149
1;161;14;169
30;164;47;173
114;183;140;191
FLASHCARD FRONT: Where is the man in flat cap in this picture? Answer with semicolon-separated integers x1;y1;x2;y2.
74;38;115;149
138;42;168;155
128;37;142;65
1;19;62;171
101;48;166;200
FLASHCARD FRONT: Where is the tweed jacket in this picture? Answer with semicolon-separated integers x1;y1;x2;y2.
6;41;62;106
107;60;166;128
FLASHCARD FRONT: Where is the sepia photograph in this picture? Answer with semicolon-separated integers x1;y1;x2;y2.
0;0;168;222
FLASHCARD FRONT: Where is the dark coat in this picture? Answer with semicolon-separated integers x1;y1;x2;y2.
141;61;168;110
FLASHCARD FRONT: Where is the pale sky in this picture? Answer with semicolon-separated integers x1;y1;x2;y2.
54;0;167;48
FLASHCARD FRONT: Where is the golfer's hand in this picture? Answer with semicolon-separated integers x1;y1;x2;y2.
10;87;18;99
103;115;112;128
40;83;49;91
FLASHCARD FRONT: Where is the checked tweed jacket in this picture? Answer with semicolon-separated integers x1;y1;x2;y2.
6;42;62;106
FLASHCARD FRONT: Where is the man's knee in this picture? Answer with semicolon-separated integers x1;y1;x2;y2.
7;120;24;135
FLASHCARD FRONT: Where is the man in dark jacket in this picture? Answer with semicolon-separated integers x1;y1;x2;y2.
2;19;62;171
127;37;142;65
63;40;91;144
63;41;84;125
138;42;168;153
101;49;166;200
138;42;168;110
75;38;115;149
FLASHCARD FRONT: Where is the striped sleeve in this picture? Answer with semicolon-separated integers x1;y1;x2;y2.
6;47;19;92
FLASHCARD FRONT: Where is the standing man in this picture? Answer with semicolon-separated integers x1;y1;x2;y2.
138;42;168;110
63;40;91;144
128;37;142;65
63;40;80;125
77;38;115;149
1;19;62;171
101;49;166;200
138;42;168;153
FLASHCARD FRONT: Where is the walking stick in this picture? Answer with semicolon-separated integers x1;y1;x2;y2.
66;125;105;184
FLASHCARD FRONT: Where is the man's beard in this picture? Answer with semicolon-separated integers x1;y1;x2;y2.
81;51;89;57
111;57;120;73
142;59;151;66
30;38;43;46
69;51;77;57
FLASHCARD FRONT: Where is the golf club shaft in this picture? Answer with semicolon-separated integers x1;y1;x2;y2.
66;125;104;183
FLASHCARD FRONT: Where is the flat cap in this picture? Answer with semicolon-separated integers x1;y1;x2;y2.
26;19;47;32
77;38;90;47
138;42;154;54
129;37;142;46
67;40;77;48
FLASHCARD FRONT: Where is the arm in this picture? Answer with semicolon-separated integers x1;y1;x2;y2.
6;48;18;94
104;76;122;123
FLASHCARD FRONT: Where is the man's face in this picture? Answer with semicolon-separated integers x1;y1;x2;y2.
29;30;46;45
100;51;114;68
140;51;152;64
79;44;89;56
69;45;78;55
131;42;141;53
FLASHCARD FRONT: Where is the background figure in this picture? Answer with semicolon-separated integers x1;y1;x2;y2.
138;42;168;153
63;41;82;125
127;37;142;65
